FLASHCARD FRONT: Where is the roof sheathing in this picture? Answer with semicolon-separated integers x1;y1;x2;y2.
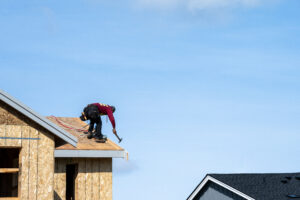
0;89;77;147
48;117;127;159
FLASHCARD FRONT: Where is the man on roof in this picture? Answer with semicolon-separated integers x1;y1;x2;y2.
80;103;117;140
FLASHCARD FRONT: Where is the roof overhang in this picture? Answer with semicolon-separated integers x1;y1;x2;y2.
0;89;78;147
54;149;128;159
187;175;255;200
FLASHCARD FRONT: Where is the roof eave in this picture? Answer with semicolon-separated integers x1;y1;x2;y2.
54;149;128;159
0;89;78;147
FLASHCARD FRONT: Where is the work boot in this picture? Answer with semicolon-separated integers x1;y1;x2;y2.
94;134;107;140
87;131;94;139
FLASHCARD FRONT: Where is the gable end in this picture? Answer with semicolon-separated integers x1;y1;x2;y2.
0;89;77;147
187;176;255;200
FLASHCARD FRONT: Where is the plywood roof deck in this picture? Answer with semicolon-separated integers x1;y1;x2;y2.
47;117;123;151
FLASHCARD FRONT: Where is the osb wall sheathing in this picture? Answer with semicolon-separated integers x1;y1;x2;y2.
54;158;112;200
0;101;55;200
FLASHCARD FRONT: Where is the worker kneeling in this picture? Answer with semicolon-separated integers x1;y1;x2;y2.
80;103;116;140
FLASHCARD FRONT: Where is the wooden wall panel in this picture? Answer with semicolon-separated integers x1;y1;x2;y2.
5;125;22;147
19;126;30;200
77;159;86;200
73;158;79;200
0;102;29;126
0;102;56;200
0;126;114;200
92;159;101;200
0;125;5;146
7;109;27;125
37;131;54;200
54;158;113;200
100;158;112;200
86;159;93;200
0;105;7;124
54;159;66;200
28;128;39;200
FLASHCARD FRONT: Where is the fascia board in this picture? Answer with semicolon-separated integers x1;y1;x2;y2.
55;150;128;159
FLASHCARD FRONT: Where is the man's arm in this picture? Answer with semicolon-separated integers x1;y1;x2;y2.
106;108;116;129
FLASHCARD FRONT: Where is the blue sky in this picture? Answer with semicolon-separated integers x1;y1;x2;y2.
1;0;300;199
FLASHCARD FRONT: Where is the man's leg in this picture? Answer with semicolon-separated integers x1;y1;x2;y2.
87;121;95;139
94;117;104;139
87;105;100;139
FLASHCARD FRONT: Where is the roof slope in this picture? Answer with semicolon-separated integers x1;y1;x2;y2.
209;173;300;200
0;89;77;147
48;117;127;158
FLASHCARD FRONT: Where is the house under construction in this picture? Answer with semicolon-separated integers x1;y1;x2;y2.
0;89;127;200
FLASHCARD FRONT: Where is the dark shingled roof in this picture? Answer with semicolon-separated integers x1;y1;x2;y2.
209;173;300;200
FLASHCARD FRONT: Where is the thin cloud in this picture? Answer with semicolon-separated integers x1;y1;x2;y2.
188;0;260;11
134;0;264;12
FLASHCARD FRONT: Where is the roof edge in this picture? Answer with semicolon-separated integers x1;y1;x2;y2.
54;149;128;159
0;89;78;147
187;175;255;200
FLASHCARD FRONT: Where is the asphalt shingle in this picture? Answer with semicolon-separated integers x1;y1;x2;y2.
209;173;300;200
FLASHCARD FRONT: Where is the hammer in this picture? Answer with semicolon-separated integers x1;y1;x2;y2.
113;130;123;143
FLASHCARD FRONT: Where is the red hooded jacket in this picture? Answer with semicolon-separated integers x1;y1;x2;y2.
93;103;116;129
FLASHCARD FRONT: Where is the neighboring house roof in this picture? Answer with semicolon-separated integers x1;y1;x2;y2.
0;89;77;147
188;173;300;200
48;117;127;159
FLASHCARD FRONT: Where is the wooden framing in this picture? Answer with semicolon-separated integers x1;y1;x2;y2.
0;169;19;173
0;94;123;200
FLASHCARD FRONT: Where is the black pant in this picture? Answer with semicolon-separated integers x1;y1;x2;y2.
88;117;103;137
86;105;103;137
